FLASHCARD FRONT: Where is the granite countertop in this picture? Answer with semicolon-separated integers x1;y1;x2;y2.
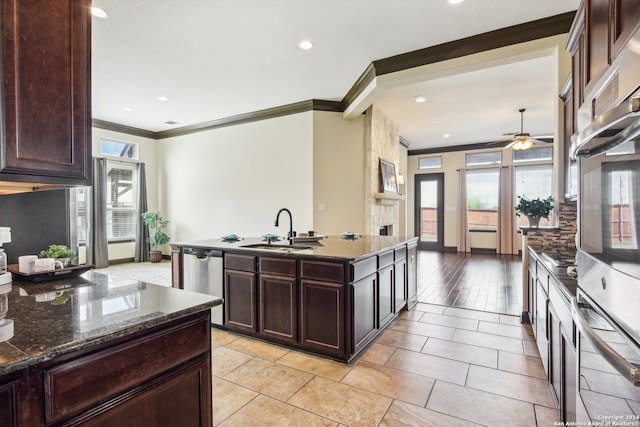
172;235;418;261
0;271;221;376
529;248;578;299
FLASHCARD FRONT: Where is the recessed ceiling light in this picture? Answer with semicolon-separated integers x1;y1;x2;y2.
158;96;169;102
443;134;451;138
91;7;109;19
164;120;179;125
123;107;133;112
299;40;314;50
448;0;464;4
415;96;426;103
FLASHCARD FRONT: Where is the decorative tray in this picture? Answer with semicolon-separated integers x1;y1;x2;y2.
8;264;94;282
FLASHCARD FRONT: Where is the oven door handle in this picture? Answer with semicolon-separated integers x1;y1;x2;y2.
571;297;640;386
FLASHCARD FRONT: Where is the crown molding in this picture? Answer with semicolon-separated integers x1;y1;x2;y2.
408;138;553;156
92;119;157;139
92;100;344;140
373;12;575;76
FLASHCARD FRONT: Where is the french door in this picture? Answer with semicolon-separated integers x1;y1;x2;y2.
414;173;444;251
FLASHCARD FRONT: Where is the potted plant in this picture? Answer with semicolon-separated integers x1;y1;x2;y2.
142;211;170;263
39;244;76;267
515;196;554;227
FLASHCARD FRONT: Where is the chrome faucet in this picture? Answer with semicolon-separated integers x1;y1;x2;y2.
274;208;293;244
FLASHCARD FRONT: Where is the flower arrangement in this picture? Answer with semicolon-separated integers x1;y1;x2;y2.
515;196;554;227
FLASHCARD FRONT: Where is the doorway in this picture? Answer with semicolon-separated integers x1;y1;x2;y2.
415;173;444;251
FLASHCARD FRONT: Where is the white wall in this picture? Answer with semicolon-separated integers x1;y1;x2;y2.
313;111;366;235
91;127;159;261
157;112;314;243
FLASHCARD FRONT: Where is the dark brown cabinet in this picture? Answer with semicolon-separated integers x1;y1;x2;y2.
528;249;577;424
586;0;610;91
378;264;394;328
216;239;418;361
394;246;407;313
0;375;22;427
610;0;640;58
300;260;346;357
260;257;297;344
407;243;417;309
300;278;344;357
225;254;258;333
0;0;92;186
1;312;213;426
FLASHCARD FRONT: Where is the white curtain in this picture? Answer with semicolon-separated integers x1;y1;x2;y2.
134;162;149;262
88;157;109;268
497;166;516;254
457;168;470;252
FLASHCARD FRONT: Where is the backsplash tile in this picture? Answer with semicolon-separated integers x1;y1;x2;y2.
525;202;577;264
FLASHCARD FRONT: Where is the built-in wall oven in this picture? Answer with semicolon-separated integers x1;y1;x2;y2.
571;24;640;425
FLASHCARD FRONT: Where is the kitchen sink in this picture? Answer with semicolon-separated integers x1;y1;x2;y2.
240;243;313;252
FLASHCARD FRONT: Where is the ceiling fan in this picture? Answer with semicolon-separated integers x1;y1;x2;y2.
503;108;548;150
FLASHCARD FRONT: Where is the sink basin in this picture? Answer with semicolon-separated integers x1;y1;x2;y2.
240;243;313;252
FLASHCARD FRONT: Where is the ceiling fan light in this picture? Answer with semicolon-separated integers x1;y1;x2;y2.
512;139;532;150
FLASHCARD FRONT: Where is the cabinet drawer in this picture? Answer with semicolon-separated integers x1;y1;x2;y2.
351;256;376;282
260;257;296;277
225;253;256;272
44;315;210;424
549;281;574;342
378;250;394;268
301;260;344;283
394;246;407;261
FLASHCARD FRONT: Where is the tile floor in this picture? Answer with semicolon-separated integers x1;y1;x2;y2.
212;303;559;427
95;256;558;426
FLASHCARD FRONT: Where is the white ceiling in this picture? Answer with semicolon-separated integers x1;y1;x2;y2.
91;0;579;150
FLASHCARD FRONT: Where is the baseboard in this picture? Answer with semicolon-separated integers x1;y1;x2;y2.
108;257;135;265
444;246;457;252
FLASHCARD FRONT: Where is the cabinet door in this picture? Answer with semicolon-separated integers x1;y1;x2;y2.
352;273;377;354
71;357;212;427
407;245;417;309
0;0;91;185
378;264;394;328
300;279;344;357
536;281;549;375
549;303;561;408
0;380;18;427
586;0;610;90
260;274;297;344
528;266;537;332
610;0;640;58
394;259;407;313
225;270;258;332
563;331;578;422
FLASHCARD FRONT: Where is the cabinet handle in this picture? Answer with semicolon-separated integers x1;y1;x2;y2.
571;296;640;386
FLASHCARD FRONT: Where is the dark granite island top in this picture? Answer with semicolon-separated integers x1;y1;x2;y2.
172;234;418;261
0;270;221;376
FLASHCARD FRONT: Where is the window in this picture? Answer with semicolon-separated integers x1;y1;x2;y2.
515;165;554;227
106;161;137;242
100;139;137;159
466;151;501;166
466;169;499;230
512;147;553;162
418;156;442;169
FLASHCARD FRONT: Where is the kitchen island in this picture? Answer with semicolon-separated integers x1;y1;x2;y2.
0;271;220;426
171;235;418;362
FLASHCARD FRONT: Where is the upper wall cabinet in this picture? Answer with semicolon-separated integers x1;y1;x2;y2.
567;0;640;111
0;0;92;186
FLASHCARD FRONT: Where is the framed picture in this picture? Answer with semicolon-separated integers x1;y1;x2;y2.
379;158;398;194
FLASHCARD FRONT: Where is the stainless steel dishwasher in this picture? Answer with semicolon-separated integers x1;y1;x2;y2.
182;248;223;325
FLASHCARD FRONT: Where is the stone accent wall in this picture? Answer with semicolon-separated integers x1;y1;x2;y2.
526;201;577;264
364;106;400;236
